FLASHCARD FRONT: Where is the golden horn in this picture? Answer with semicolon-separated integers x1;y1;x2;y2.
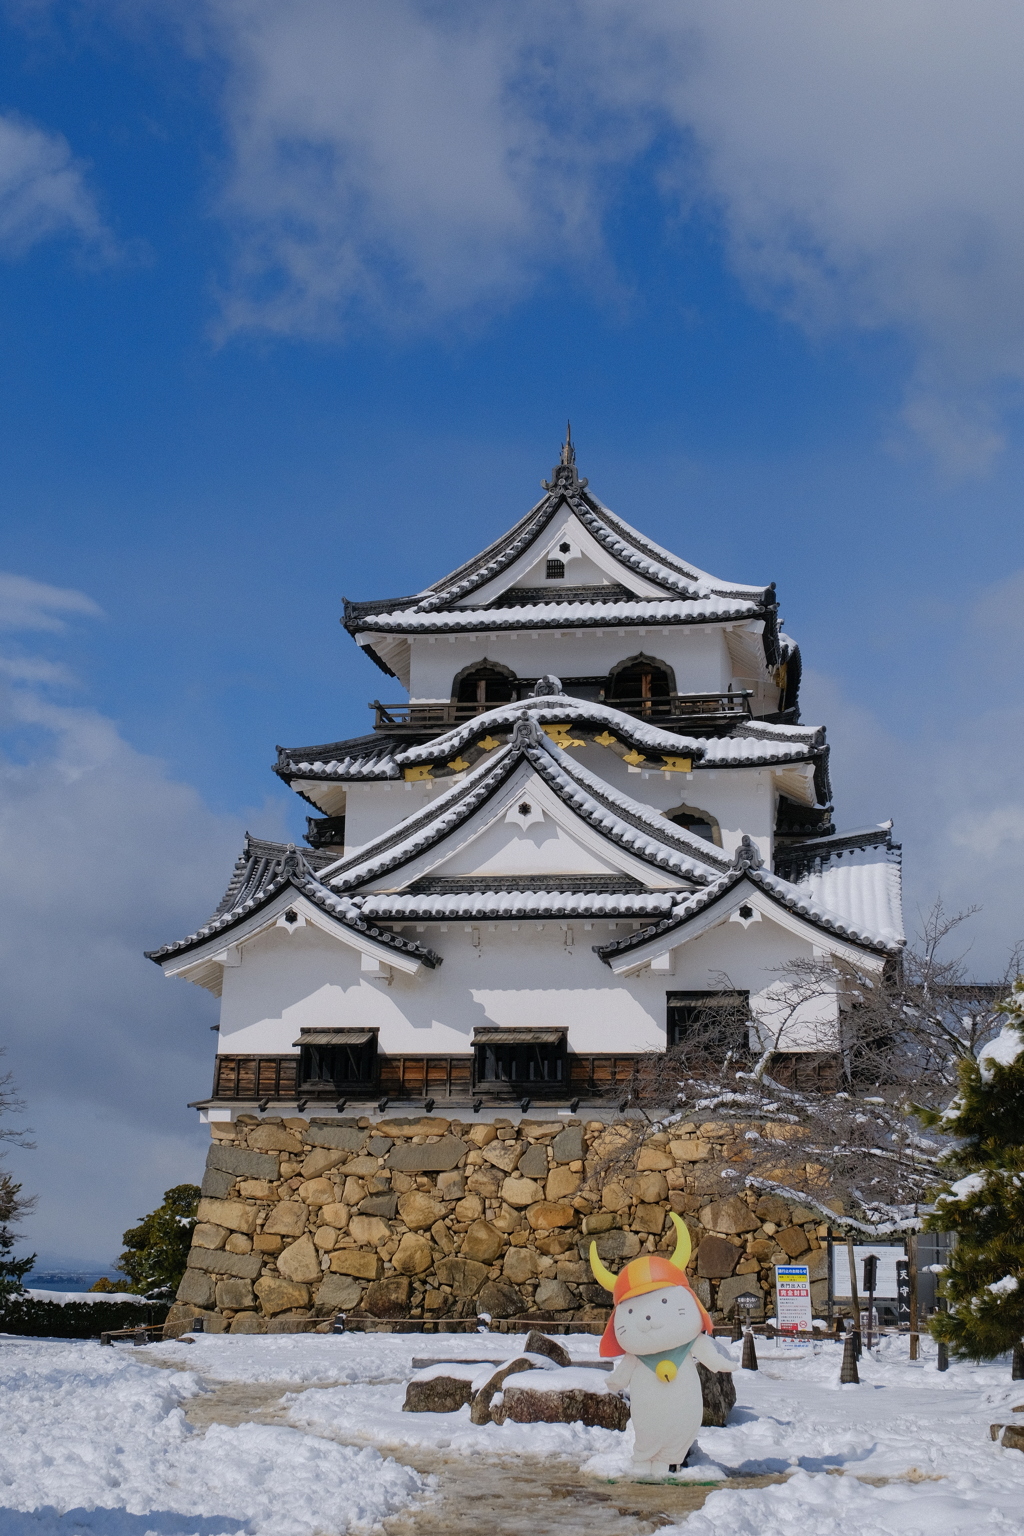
669;1211;692;1271
589;1240;618;1293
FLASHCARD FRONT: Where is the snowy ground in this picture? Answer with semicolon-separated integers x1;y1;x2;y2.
0;1327;1022;1534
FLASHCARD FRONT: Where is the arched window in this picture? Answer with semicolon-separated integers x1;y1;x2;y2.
545;558;565;580
605;654;674;717
453;659;518;712
664;803;722;846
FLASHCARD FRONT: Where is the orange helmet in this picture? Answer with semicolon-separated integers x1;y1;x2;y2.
590;1211;714;1357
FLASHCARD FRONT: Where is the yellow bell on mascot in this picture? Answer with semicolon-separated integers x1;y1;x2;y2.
590;1211;735;1475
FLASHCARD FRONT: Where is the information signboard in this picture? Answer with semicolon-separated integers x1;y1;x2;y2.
830;1244;903;1300
775;1264;813;1348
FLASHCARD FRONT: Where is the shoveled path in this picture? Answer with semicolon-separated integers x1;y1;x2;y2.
135;1350;783;1534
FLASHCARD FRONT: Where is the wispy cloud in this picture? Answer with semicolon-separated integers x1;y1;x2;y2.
0;110;110;258
186;0;1024;466
0;572;104;632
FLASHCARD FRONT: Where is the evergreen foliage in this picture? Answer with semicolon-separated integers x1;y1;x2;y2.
117;1184;200;1297
920;977;1024;1358
0;1294;169;1338
0;1172;34;1302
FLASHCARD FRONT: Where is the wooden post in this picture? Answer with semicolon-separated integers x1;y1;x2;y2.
846;1234;861;1341
908;1233;920;1361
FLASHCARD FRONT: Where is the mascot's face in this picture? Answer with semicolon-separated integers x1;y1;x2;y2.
613;1283;703;1355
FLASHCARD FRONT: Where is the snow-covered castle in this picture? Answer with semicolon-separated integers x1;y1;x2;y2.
150;434;904;1123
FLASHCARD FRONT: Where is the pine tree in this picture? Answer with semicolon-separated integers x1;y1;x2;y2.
117;1184;200;1298
919;978;1024;1358
0;1173;34;1303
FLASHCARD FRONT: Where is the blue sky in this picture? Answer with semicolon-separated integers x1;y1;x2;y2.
1;2;1023;1266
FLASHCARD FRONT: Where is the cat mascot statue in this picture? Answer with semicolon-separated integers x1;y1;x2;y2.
590;1211;735;1474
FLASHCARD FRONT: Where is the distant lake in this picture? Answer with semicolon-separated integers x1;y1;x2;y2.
26;1267;125;1294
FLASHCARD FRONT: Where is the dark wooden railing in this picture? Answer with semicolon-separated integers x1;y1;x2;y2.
210;1053;643;1104
372;692;752;733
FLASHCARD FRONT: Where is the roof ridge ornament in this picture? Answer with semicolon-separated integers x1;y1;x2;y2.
542;421;588;494
731;834;764;871
511;710;544;750
530;674;565;697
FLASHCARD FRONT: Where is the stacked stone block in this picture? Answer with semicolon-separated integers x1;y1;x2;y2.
167;1114;835;1335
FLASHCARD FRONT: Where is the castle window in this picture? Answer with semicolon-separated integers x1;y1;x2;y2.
664;803;722;846
545;558;565;580
606;654;673;717
455;662;517;709
294;1028;377;1090
473;1027;566;1092
666;992;749;1062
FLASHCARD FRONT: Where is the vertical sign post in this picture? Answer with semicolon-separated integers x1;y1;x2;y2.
895;1258;911;1329
775;1264;813;1349
907;1234;919;1361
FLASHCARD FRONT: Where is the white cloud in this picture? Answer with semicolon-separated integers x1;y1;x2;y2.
0;572;104;632
0;572;276;1264
0;111;109;258
802;565;1024;976
195;1;1024;462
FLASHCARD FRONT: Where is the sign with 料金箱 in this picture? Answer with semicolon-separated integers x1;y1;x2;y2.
775;1264;813;1349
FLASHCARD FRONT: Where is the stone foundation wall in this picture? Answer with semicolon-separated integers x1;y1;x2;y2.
166;1113;834;1336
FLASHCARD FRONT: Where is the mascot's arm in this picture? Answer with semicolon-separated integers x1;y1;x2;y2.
692;1334;736;1373
607;1355;637;1389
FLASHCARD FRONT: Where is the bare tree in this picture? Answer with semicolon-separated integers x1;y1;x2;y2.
587;903;1019;1233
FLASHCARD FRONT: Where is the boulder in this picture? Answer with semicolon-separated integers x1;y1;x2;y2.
465;1123;497;1147
398;1190;444;1230
298;1178;336;1206
469;1356;539;1424
581;1229;641;1264
702;1196;760;1236
527;1202;576;1231
462;1220;505;1263
277;1234;323;1284
254;1276;310;1315
349;1214;391;1246
503;1247;542;1284
631;1204;666;1235
185;1247;262;1280
237;1180;278;1201
228;1312;264;1334
669;1138;710;1162
496;1380;629;1431
313;1226;339;1251
637;1146;674;1171
196;1198;258;1235
631;1172;669;1203
546;1167;580;1201
379;1117;451;1138
224;1233;252;1254
477;1280;523;1319
436;1171;464;1200
435;1257;490;1298
806;1248;829;1283
454;1194;484;1223
263;1200;309;1236
482;1140;525;1174
698;1362;737;1427
340;1157;381;1177
551;1127;583;1164
305;1123;365;1153
392;1233;433;1275
207;1144;279;1180
501;1177;545;1208
192;1222;228;1251
215;1278;255;1310
517;1144;549;1179
330;1250;380;1280
316;1273;364;1310
247;1124;303;1154
534;1279;576;1312
266;1315;313;1333
717;1275;764;1317
363;1276;411;1317
320;1202;351;1230
996;1424;1024;1452
358;1193;399;1219
431;1219;455;1255
386;1136;467;1172
342;1178;368;1206
404;1369;477;1414
754;1194;792;1225
775;1225;810;1258
200;1168;235;1200
601;1183;631;1213
254;1233;284;1253
523;1330;572;1366
301;1147;347;1180
176;1269;216;1309
366;1137;393;1156
698;1235;741;1279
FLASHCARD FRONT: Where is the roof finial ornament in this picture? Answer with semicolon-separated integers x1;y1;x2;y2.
542;421;587;494
731;834;764;872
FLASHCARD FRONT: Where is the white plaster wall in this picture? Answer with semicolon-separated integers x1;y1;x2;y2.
216;907;834;1058
432;814;621;877
406;626;733;703
344;779;438;855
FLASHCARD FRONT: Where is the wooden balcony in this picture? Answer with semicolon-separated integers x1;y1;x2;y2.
371;691;753;734
207;1052;644;1106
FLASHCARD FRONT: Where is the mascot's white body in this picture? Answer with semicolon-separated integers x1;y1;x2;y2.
591;1213;735;1476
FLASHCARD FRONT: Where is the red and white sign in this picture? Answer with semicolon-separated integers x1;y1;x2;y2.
775;1264;813;1349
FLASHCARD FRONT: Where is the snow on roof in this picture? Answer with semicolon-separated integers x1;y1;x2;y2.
318;722;729;896
277;697;825;785
351;593;760;634
352;889;675;920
